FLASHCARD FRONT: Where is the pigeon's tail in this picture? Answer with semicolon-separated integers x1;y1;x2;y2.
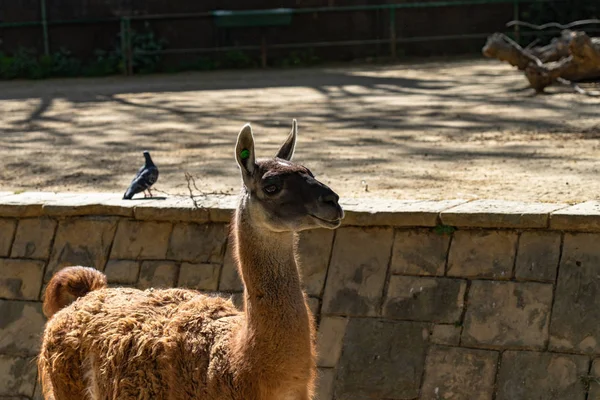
123;187;135;200
42;266;107;318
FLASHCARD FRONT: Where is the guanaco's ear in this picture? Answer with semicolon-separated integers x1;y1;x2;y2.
275;119;297;161
236;123;256;177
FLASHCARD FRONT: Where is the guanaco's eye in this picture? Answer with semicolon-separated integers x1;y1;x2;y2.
264;184;280;195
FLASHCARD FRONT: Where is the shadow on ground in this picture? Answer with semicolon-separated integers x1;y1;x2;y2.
0;58;598;201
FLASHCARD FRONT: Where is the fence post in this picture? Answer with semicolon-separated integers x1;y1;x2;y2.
389;6;396;59
40;0;50;56
513;0;520;44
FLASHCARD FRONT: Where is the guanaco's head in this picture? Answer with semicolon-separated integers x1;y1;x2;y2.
235;120;344;232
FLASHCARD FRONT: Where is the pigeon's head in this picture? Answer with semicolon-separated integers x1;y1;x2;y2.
234;119;344;233
143;151;153;164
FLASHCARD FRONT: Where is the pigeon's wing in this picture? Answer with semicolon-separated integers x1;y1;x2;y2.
133;168;158;190
144;166;159;186
128;164;146;185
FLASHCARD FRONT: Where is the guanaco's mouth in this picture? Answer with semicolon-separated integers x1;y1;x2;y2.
309;214;342;228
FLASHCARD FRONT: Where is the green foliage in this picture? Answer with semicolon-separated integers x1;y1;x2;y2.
81;49;121;77
434;225;456;236
0;22;165;80
0;47;102;80
50;48;82;77
220;50;258;69
279;49;321;67
0;48;35;79
0;24;325;79
123;22;167;74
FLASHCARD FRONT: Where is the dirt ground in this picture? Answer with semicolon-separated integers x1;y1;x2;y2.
0;58;599;202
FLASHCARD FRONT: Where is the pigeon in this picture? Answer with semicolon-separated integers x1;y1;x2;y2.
123;151;159;199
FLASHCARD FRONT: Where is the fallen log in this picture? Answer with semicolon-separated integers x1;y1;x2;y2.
528;30;573;62
483;29;600;93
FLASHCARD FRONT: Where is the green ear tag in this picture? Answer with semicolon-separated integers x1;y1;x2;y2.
240;149;250;160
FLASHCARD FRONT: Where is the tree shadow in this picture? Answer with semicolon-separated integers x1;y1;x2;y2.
0;58;598;198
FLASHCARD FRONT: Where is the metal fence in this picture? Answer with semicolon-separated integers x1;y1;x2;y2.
0;0;583;75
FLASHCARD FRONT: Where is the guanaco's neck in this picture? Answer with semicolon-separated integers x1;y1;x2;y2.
232;202;311;364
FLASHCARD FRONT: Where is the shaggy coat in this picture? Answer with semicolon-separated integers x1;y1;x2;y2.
38;246;316;400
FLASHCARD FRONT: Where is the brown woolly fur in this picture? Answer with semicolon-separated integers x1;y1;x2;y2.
42;266;107;318
37;120;344;400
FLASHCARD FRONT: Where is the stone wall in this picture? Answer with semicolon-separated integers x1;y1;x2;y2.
2;192;600;399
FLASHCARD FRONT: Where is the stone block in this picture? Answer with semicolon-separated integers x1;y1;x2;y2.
0;259;45;300
317;317;348;368
46;217;117;280
383;276;466;323
340;198;466;227
430;324;462;346
551;201;600;231
104;260;140;285
297;228;334;297
0;355;36;396
496;351;588;400
204;195;237;223
138;261;178;290
133;196;209;222
0;219;17;257
441;200;565;228
41;193;139;218
0;301;45;356
10;218;57;259
316;368;335;400
462;281;553;350
421;346;498;400
322;227;393;316
447;230;517;279
550;233;600;354
178;262;220;291
110;220;172;260
515;231;561;282
334;319;428;399
167;223;227;264
391;229;450;276
0;192;55;217
218;243;243;292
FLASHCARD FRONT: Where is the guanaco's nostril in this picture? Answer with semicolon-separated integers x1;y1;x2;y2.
320;192;339;206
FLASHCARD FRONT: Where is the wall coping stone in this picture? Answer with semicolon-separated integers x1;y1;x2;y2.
549;201;600;232
340;199;467;227
440;200;569;229
0;192;598;230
